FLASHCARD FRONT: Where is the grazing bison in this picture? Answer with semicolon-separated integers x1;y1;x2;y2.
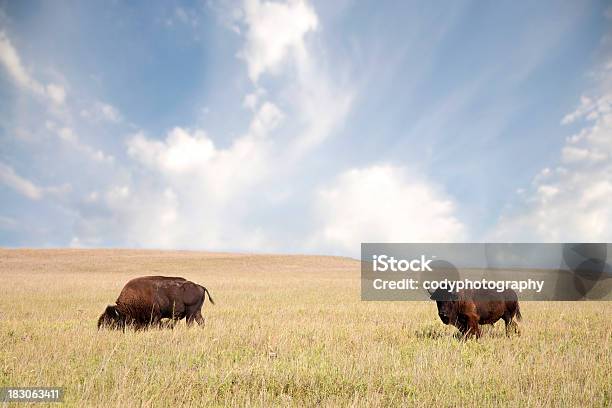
429;288;521;338
98;276;214;330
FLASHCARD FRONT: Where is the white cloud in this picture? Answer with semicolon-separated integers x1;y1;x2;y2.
239;0;318;82
58;127;77;143
80;101;121;123
99;103;120;122
242;87;266;111
95;101;286;249
0;31;66;105
47;123;114;163
128;128;216;173
493;66;612;241
311;165;466;254
0;162;43;200
46;83;66;105
0;31;43;94
237;0;353;155
0;161;72;202
248;101;283;137
127;100;281;191
561;145;607;163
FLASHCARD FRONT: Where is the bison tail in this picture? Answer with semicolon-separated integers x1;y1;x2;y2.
205;288;215;305
515;304;522;321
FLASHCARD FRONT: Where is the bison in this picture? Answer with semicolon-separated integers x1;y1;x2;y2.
429;287;521;338
98;276;214;330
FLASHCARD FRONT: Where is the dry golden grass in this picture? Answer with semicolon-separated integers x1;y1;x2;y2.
0;249;610;407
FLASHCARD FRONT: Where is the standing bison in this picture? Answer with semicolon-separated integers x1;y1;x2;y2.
98;276;214;330
429;287;521;339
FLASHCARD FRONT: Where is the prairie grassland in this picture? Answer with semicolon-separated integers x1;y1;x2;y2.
0;249;610;407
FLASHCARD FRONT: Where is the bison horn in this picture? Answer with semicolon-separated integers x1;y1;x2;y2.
105;305;119;317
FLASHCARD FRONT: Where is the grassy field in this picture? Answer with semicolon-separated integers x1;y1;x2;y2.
0;249;610;407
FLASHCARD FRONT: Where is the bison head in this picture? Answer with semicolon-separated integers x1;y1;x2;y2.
429;288;459;325
97;305;124;329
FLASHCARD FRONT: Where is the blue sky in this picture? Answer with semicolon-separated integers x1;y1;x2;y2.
1;0;611;255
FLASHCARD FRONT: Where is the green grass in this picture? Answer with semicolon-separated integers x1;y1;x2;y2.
0;249;610;407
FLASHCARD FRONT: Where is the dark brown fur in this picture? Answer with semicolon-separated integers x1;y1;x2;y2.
430;288;522;339
98;276;214;330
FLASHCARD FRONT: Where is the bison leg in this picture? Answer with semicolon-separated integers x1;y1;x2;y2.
507;320;520;337
504;317;512;337
460;313;481;339
503;316;521;337
185;295;206;327
503;316;511;337
186;311;205;326
194;311;205;326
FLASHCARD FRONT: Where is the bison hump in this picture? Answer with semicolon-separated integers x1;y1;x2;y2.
139;276;187;281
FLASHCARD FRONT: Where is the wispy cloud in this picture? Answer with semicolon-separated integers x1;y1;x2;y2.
80;101;121;123
0;31;66;105
0;161;70;200
236;0;353;155
46;122;114;163
493;62;612;241
0;162;43;200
